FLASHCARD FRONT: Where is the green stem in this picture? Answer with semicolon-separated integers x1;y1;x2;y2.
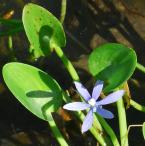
47;113;69;146
0;18;23;36
8;36;17;61
54;46;79;81
63;91;103;130
76;111;106;146
60;0;67;23
0;27;24;36
54;46;110;145
8;36;13;49
97;114;120;146
0;18;22;25
136;63;145;73
63;92;107;146
117;99;128;146
130;99;145;113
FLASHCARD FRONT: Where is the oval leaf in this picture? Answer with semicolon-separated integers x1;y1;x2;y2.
22;3;66;58
2;62;63;120
88;43;137;92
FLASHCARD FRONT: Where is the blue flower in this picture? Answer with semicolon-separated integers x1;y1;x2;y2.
63;80;125;133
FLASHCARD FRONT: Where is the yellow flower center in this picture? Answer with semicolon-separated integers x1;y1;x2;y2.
88;98;96;106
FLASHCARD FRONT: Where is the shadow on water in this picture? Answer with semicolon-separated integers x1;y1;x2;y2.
67;0;145;63
65;1;145;145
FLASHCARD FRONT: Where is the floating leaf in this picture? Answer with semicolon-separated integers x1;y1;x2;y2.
2;62;63;120
22;3;66;58
88;43;137;92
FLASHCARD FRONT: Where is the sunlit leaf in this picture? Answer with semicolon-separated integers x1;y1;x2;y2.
22;3;66;58
88;43;137;92
2;62;63;120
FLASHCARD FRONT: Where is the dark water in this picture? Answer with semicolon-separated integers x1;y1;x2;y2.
0;0;145;146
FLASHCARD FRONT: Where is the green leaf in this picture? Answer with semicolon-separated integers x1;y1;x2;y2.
2;62;63;120
143;122;145;140
88;43;137;92
22;3;66;58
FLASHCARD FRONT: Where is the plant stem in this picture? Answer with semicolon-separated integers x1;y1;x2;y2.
117;98;128;146
47;113;69;146
54;46;79;81
0;18;22;25
130;99;145;113
63;92;107;146
76;111;107;146
136;63;145;73
65;89;103;133
0;27;24;36
8;36;13;49
127;124;143;135
63;92;103;133
8;36;17;61
97;114;120;146
63;91;103;130
54;46;110;145
123;124;143;144
60;0;67;23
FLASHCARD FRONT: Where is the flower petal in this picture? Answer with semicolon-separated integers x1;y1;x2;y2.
97;90;125;106
63;102;90;111
82;109;93;133
96;107;114;119
92;80;104;100
74;81;91;101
